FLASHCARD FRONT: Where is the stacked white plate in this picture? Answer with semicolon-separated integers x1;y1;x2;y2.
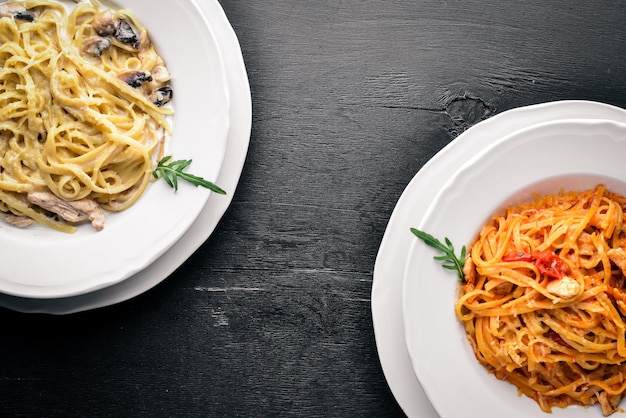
0;0;251;314
372;100;626;417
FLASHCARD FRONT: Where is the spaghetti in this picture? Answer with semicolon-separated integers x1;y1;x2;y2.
458;184;626;416
0;0;173;232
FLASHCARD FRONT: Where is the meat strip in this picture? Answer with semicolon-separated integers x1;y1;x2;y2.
27;191;105;231
0;211;35;228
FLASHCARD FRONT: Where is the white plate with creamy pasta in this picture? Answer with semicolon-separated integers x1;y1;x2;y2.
0;0;250;313
402;119;626;417
0;0;229;298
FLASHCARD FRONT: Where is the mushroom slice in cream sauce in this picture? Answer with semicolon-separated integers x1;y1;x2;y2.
149;86;173;107
114;16;141;49
0;3;35;21
83;36;111;57
86;8;175;106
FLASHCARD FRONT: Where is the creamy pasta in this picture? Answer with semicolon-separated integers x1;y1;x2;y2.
0;0;173;232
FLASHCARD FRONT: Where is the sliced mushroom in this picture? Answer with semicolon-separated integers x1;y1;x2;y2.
0;4;35;22
114;16;140;49
118;70;152;88
92;9;115;36
13;10;34;21
150;56;171;83
149;86;173;107
83;36;111;57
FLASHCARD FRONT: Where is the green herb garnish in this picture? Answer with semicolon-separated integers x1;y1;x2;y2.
410;228;466;281
152;156;226;194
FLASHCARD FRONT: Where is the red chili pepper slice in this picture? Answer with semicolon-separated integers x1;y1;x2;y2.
502;250;569;280
532;250;569;280
502;252;534;262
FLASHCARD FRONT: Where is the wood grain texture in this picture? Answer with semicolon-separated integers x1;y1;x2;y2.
3;0;626;416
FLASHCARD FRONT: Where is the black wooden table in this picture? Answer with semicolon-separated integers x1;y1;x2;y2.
3;1;626;417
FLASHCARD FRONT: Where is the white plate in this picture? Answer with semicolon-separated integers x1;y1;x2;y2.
403;118;626;418
372;100;626;418
0;0;250;313
0;0;230;299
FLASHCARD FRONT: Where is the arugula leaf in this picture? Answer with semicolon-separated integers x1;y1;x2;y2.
152;156;226;194
410;228;466;281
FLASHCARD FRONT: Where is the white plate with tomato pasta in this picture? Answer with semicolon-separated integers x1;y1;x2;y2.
0;0;229;298
373;100;626;418
403;118;626;417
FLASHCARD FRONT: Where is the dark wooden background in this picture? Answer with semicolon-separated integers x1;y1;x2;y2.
3;1;626;416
